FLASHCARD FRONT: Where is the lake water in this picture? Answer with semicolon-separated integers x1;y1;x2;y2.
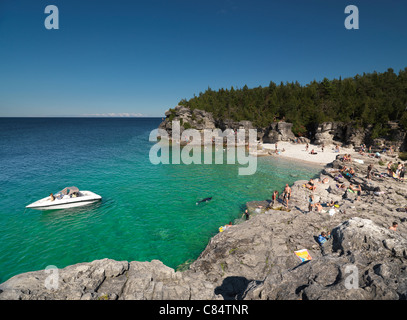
0;117;321;282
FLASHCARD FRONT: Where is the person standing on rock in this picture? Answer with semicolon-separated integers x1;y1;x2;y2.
399;164;405;182
367;164;373;179
283;184;291;208
308;195;315;212
387;161;393;176
272;190;279;207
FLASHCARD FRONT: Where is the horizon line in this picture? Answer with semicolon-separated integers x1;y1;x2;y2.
0;116;164;118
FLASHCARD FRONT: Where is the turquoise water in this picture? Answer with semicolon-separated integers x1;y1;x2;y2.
0;118;321;283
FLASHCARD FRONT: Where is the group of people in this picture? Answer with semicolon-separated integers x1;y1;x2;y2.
359;144;396;157
392;161;406;182
273;143;286;155
366;160;405;182
270;184;292;209
341;154;352;162
341;166;356;179
308;195;342;213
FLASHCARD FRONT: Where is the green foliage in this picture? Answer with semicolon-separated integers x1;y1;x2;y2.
183;122;192;129
399;152;407;161
168;108;176;122
179;68;407;136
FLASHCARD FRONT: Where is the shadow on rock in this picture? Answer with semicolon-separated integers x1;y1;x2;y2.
214;276;263;300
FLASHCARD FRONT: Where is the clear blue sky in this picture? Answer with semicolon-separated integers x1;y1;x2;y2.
0;0;406;117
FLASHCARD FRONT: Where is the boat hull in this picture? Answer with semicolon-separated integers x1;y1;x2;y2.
26;191;102;210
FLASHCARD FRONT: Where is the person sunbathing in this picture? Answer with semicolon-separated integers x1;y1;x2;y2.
349;184;362;201
305;179;317;191
315;202;323;213
343;167;355;179
321;177;329;184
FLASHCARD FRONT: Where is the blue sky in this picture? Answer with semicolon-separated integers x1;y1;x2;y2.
0;0;406;117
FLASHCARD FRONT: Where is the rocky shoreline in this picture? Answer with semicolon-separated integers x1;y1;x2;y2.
158;105;407;152
1;148;406;300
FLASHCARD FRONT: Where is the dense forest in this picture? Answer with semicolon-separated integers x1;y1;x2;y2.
178;68;407;138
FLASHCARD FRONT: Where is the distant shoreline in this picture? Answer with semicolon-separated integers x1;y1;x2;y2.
261;141;354;166
0;116;162;119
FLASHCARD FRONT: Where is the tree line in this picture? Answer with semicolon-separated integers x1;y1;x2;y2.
178;68;407;138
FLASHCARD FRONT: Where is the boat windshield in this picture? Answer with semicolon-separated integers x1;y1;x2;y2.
55;186;80;198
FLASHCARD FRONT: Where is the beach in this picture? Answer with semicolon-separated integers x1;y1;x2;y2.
261;141;355;165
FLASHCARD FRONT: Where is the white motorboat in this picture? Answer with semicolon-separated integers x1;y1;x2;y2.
26;186;102;210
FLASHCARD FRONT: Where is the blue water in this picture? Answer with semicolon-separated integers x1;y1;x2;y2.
0;118;321;282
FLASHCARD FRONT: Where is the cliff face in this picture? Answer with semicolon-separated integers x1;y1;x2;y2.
313;121;407;151
1;155;407;300
159;106;407;151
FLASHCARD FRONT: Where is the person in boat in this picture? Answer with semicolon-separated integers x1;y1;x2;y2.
50;193;55;201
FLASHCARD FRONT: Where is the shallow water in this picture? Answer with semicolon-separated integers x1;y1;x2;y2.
0;118;321;282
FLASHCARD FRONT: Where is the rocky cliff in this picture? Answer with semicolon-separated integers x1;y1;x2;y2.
1;153;406;300
158;106;407;151
313;121;407;151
